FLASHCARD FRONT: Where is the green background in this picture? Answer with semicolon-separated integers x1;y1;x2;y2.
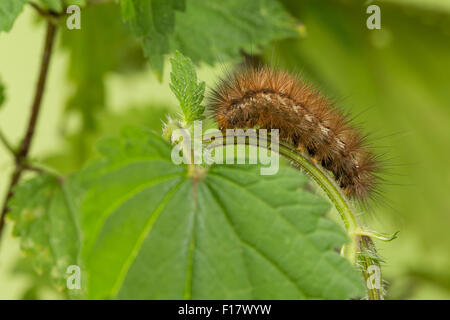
1;0;450;299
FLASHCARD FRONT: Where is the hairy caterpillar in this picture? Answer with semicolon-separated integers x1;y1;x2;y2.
208;66;381;204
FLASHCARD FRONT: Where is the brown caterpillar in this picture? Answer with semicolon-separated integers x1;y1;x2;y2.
208;66;380;204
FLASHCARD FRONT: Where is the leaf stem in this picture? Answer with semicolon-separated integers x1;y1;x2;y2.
204;133;383;299
28;0;113;22
0;22;58;238
87;0;115;7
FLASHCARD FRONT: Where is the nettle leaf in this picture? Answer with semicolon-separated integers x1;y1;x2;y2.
0;0;29;32
43;104;171;173
61;3;145;131
9;175;80;290
170;51;205;122
10;127;364;299
171;0;299;65
121;0;298;76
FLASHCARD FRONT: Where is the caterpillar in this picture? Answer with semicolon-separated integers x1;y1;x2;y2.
208;66;380;204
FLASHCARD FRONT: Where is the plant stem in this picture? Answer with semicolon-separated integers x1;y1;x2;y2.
28;2;50;16
276;141;360;260
28;2;62;24
0;22;58;238
204;134;383;299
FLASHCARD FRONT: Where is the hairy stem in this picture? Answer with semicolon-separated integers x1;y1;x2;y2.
0;22;58;238
204;134;383;299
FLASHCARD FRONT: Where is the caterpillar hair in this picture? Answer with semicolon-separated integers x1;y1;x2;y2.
208;65;382;206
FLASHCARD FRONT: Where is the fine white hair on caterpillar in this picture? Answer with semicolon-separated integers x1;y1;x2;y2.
208;65;382;206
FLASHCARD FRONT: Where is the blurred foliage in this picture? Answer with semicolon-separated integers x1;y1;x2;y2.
61;3;146;131
0;79;5;108
271;0;450;299
11;127;365;299
44;104;171;172
39;0;63;12
2;0;450;300
9;174;79;291
11;255;64;300
60;0;299;143
5;102;171;300
120;0;186;77
381;0;450;13
121;0;299;77
0;0;28;32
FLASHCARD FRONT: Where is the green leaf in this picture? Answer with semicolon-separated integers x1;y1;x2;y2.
120;0;186;77
171;0;299;65
61;3;145;131
121;0;298;75
0;0;29;32
11;126;364;299
80;128;364;299
9;175;81;290
169;51;205;122
0;79;5;108
152;0;176;34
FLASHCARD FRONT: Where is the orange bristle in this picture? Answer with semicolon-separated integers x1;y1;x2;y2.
208;65;381;203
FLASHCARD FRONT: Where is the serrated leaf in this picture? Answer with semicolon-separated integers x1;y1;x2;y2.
121;0;136;21
11;126;365;299
152;0;176;34
381;0;450;13
61;3;145;131
9;175;80;290
0;0;29;32
79;128;364;299
0;79;5;108
120;0;186;77
169;51;205;122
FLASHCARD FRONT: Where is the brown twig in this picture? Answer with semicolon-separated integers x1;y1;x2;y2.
0;22;58;237
28;2;62;23
28;2;49;16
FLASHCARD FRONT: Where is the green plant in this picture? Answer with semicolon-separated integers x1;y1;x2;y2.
0;0;396;300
